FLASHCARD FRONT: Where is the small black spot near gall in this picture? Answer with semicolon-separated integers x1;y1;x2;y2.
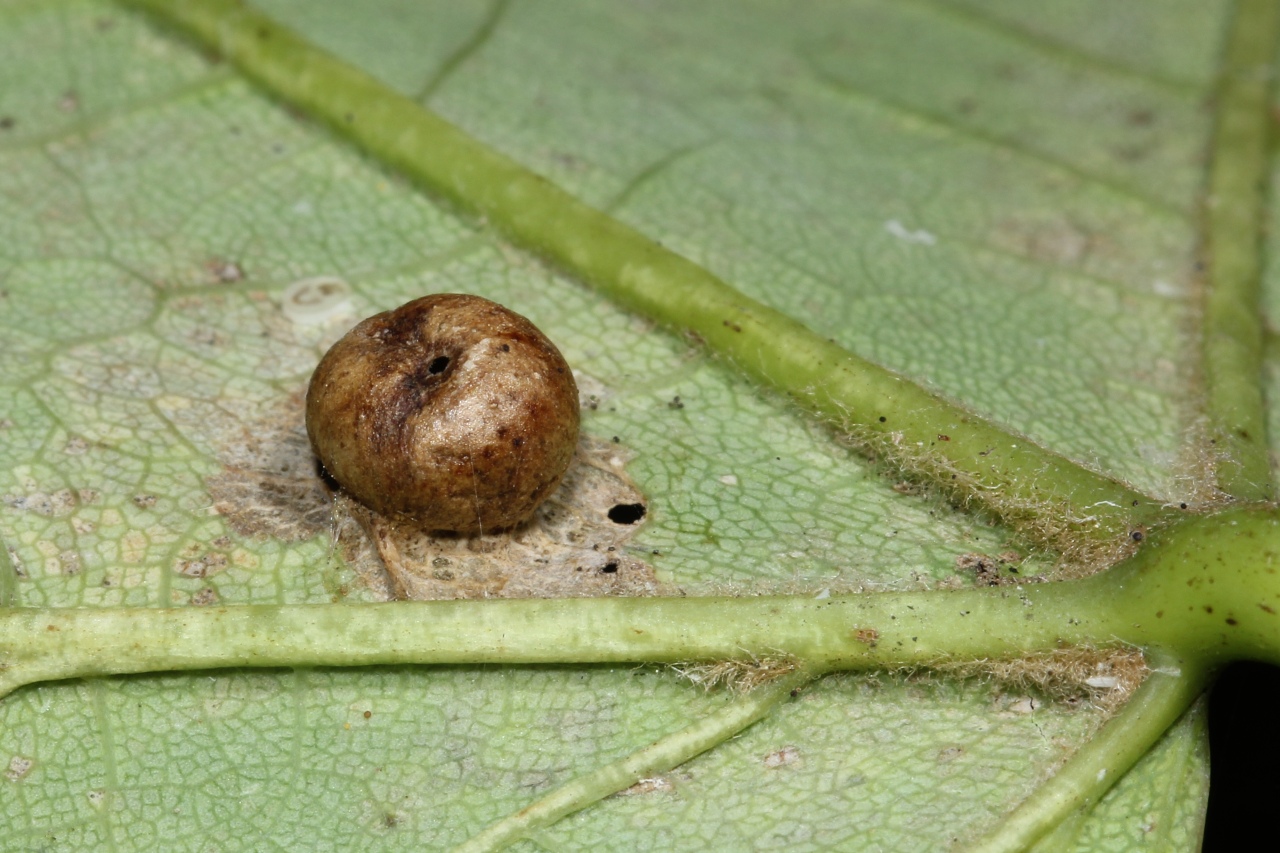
428;355;450;374
1132;500;1140;507
608;503;647;525
1206;605;1214;614
0;116;14;131
1261;603;1276;614
611;436;620;443
601;561;619;574
315;458;340;490
1131;530;1144;542
1226;617;1239;626
1181;503;1188;510
501;343;510;352
512;437;524;448
878;416;887;423
1156;610;1164;618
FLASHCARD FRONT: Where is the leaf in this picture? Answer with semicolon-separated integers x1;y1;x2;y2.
0;0;1248;849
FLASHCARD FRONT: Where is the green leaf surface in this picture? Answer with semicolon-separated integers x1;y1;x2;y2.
0;0;1248;849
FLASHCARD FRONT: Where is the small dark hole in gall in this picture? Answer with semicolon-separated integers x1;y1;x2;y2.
601;562;619;574
608;503;647;524
427;355;450;374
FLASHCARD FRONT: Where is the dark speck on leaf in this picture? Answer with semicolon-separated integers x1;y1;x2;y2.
608;503;647;525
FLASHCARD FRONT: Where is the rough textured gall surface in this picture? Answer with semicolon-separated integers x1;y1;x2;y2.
306;293;580;534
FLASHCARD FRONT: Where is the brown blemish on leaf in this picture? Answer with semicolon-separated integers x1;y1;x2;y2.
174;552;228;578
2;489;79;517
853;627;879;646
205;258;244;283
206;390;332;541
207;390;661;601
190;587;220;606
762;746;801;768
348;436;664;600
57;551;81;575
955;552;1024;587
4;756;34;782
6;548;27;579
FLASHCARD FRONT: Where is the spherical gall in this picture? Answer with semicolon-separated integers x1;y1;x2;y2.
305;293;580;535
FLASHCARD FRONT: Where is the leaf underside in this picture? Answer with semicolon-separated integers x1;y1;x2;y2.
1;0;1266;849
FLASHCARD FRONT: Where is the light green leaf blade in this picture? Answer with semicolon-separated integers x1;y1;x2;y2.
0;1;1227;850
